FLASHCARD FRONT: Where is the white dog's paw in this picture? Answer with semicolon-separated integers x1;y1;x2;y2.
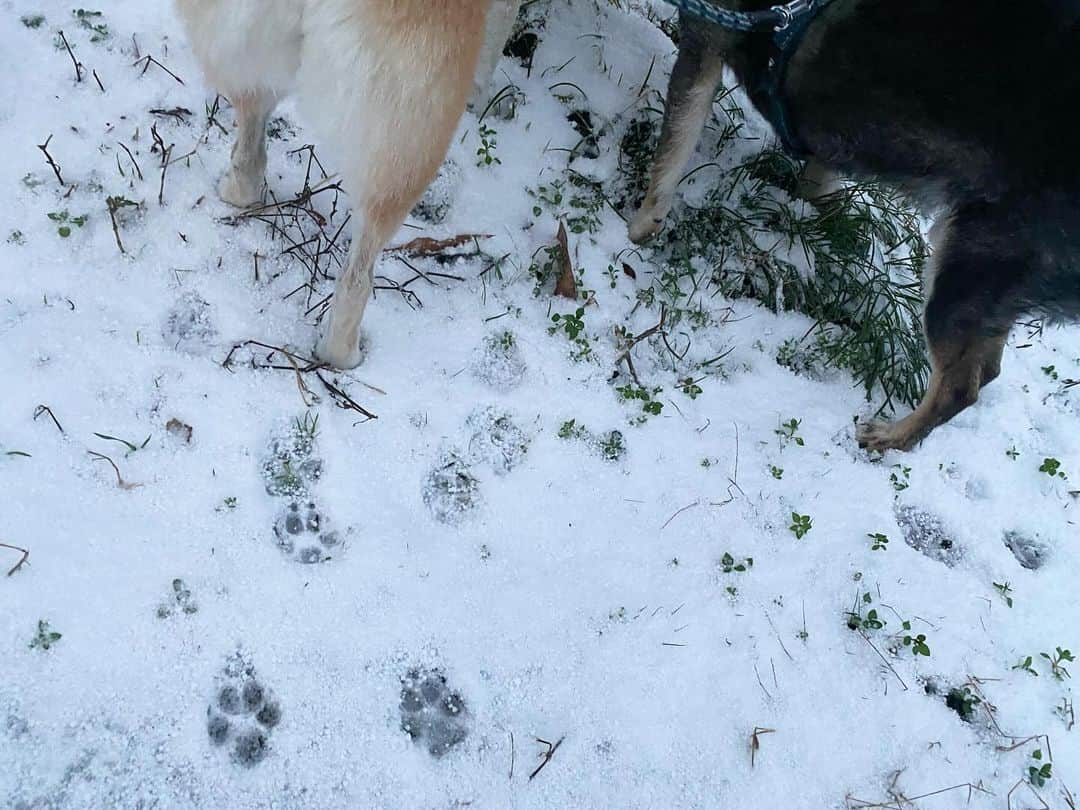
628;208;665;245
218;169;264;209
315;333;363;370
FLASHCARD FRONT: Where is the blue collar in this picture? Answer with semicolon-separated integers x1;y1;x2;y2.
661;0;834;157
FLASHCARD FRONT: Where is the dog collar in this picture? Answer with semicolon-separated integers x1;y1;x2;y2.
661;0;836;158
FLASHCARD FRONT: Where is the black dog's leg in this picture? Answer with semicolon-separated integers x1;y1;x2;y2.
858;205;1023;452
629;29;726;244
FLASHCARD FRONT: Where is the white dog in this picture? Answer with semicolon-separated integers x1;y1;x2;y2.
175;0;523;368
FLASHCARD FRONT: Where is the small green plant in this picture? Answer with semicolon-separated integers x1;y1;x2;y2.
1028;749;1052;788
678;377;704;399
993;581;1014;608
293;412;320;455
775;418;805;448
1012;655;1039;677
1006;446;1020;460
789;512;813;539
476;123;501;167
596;430;626;462
846;592;886;632
22;14;46;28
868;532;889;551
901;622;931;657
30;620;62;650
1041;365;1059;381
720;553;753;574
216;496;238;512
8;230;26;245
615;384;664;417
549;308;593;360
551;308;586;340
768;465;784;480
1039;457;1067;479
1041;647;1075;680
889;464;911;492
557;420;625;462
47;210;88;238
73;9;110;42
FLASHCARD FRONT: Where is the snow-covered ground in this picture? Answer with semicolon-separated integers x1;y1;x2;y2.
1;1;1077;808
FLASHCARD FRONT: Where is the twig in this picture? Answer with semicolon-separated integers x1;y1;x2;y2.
33;404;65;434
857;629;909;691
614;305;668;376
750;727;775;768
57;31;83;82
133;54;185;84
385;233;491;257
528;736;565;782
1007;779;1048;810
847;782;992;808
117;142;143;181
0;542;30;577
509;731;515;781
37;135;65;186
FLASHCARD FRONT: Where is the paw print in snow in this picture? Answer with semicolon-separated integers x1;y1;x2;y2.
400;667;469;757
895;504;962;566
470;331;527;390
423;451;482;525
273;501;342;564
207;652;282;767
262;416;323;498
162;292;216;354
156;578;197;618
466;407;530;475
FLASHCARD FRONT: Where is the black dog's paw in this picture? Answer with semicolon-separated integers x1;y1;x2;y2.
273;500;342;564
399;667;470;758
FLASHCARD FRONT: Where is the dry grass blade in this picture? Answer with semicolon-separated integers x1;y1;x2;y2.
87;451;142;490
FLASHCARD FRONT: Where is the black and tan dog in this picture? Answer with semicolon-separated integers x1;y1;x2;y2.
631;0;1080;451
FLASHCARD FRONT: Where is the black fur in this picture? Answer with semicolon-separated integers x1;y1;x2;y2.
685;0;1080;324
656;0;1080;447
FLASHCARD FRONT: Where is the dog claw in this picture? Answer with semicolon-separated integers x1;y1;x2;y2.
856;420;916;453
628;212;664;245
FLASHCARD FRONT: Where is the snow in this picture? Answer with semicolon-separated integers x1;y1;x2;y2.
1;0;1077;808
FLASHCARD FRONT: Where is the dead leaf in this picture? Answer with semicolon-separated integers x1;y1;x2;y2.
384;234;491;257
622;262;637;280
166;418;193;444
553;222;577;300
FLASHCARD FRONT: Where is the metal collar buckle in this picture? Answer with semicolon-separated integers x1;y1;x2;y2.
772;0;812;31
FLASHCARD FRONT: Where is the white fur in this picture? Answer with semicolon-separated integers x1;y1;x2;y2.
174;0;513;368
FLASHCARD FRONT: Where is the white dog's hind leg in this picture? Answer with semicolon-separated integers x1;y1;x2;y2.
469;0;523;110
307;0;489;369
219;91;277;207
